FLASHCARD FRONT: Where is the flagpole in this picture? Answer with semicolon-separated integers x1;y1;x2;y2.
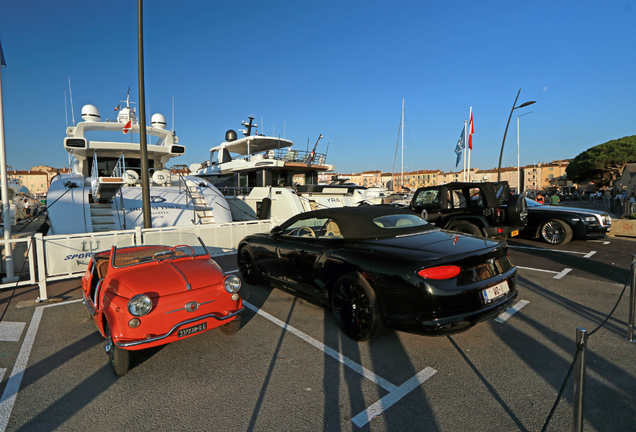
467;107;472;182
463;121;467;181
0;41;18;283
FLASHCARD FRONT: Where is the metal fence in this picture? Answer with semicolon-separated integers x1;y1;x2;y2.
1;219;279;301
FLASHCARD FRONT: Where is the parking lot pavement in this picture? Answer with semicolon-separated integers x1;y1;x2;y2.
0;240;635;431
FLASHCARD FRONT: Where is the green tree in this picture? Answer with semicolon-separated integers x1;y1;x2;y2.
566;135;636;184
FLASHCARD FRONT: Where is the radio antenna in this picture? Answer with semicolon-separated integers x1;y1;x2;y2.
68;77;75;126
172;95;175;132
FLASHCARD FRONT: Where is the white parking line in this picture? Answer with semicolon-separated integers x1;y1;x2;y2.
352;367;437;427
243;301;398;392
242;300;438;427
511;246;597;257
495;300;529;323
0;369;5;382
517;266;573;279
0;322;26;342
0;299;83;432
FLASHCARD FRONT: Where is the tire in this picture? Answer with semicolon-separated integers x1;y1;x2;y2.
453;222;483;237
104;321;130;376
507;194;528;227
330;273;384;342
540;219;573;245
219;314;242;336
237;245;261;285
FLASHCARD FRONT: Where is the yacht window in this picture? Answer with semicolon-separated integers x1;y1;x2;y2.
210;150;219;165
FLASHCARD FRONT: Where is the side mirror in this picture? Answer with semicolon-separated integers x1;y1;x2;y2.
270;226;283;238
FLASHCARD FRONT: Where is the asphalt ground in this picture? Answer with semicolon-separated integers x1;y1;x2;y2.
0;236;635;432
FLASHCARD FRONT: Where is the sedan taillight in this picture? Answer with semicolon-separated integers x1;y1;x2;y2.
418;265;461;280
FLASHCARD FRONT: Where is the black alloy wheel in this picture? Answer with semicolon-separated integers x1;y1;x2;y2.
237;245;261;285
104;321;130;376
331;273;384;342
540;219;573;245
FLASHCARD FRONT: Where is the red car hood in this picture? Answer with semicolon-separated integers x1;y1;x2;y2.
110;258;225;298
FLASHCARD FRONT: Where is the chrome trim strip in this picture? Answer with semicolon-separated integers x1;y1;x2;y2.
115;307;244;348
164;299;216;314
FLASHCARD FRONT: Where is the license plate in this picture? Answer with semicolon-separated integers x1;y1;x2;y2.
178;322;207;338
510;230;519;237
483;281;510;303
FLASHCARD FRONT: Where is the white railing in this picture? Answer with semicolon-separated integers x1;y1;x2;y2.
1;219;281;301
0;237;37;288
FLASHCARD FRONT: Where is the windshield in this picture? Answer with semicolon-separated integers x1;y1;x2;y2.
373;214;428;228
113;232;208;268
525;198;542;207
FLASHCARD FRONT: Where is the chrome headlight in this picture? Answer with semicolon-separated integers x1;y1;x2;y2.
584;216;597;223
224;275;241;293
128;294;152;316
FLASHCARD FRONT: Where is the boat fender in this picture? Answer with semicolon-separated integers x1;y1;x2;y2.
259;198;271;220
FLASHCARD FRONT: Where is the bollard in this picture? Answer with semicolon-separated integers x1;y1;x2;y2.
573;327;588;432
628;255;636;342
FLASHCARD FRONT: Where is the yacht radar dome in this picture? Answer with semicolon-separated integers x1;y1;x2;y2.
225;130;237;142
81;105;101;122
151;113;167;129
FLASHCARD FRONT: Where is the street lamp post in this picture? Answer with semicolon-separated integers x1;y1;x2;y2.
497;89;536;182
517;111;533;193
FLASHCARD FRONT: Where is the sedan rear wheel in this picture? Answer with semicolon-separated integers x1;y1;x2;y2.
237;245;261;285
331;273;384;342
104;321;130;376
540;219;573;245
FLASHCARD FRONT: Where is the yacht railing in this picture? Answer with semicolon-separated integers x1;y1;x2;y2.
112;153;127;177
225;149;327;165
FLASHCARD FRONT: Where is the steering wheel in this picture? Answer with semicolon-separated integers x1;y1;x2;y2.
171;244;195;255
293;227;316;237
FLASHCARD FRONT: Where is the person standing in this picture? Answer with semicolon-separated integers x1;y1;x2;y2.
550;191;560;206
23;198;31;219
536;193;545;204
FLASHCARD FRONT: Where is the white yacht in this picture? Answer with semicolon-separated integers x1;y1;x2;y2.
192;117;370;220
46;93;232;235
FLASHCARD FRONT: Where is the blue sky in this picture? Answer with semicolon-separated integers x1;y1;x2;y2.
1;1;635;175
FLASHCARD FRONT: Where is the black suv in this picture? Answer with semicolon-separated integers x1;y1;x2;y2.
408;181;527;238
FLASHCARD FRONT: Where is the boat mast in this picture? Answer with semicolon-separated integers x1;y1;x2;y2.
401;98;404;192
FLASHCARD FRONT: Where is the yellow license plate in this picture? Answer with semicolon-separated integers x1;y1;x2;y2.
510;230;518;237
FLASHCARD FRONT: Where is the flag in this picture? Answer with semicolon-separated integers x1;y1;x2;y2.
0;40;6;68
468;108;474;150
454;127;465;167
123;120;132;134
114;104;121;111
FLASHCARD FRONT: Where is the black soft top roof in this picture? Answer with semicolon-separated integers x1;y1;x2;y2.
280;206;435;239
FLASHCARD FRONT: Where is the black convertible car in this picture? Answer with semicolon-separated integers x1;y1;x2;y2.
521;199;612;245
237;206;518;341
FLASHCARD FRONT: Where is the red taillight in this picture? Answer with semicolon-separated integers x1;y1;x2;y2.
497;228;504;234
418;265;461;280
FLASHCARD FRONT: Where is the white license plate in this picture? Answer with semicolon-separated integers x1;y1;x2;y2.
483;281;510;303
178;322;207;337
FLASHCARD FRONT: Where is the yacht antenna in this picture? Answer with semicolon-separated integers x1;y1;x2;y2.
64;91;68;127
68;77;75;126
240;116;257;136
171;95;175;132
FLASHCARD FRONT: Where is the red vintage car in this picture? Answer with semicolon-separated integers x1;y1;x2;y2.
81;233;243;375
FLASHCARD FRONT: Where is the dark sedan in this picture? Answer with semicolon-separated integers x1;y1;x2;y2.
238;206;518;341
521;199;612;245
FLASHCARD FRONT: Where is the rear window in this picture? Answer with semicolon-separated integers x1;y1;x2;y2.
373;214;428;229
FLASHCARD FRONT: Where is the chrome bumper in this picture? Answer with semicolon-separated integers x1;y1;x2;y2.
116;308;244;348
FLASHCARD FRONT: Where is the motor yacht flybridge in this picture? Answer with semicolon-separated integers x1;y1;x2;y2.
46;93;232;235
192;117;370;220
